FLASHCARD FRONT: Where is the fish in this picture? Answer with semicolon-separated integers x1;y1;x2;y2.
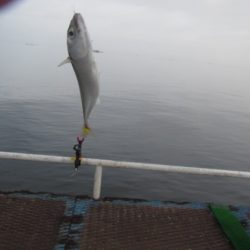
59;13;99;134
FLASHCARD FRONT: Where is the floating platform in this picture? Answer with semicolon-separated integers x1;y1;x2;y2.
0;191;250;250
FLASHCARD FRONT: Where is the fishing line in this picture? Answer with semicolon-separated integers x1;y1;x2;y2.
72;0;79;14
70;171;78;177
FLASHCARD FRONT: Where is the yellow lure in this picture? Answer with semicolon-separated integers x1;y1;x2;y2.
83;126;91;136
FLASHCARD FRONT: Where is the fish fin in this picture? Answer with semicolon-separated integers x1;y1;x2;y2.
58;57;71;67
96;97;101;105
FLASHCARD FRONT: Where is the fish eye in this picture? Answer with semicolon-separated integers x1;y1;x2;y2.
69;31;74;36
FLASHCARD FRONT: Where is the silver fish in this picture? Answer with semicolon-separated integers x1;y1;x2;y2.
59;13;99;131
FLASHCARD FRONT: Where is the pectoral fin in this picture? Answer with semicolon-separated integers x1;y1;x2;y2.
58;57;71;67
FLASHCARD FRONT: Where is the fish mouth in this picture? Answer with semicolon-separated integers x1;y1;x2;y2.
72;13;85;30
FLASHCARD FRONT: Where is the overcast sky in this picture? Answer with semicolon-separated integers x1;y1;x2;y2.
1;0;249;66
0;0;249;101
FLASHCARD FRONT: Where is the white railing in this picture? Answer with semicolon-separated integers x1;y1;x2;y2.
1;151;250;200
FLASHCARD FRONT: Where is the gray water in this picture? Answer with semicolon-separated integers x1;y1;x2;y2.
1;0;250;205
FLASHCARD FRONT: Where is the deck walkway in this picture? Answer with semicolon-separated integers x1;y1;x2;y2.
0;191;250;250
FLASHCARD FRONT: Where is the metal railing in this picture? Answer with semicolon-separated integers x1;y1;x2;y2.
1;151;250;199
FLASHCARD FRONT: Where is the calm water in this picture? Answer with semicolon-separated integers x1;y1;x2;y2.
0;0;250;205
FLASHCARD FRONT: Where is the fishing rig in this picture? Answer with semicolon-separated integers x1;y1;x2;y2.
73;136;84;171
72;127;91;171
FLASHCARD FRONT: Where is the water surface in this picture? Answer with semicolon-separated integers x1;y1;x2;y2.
1;0;250;205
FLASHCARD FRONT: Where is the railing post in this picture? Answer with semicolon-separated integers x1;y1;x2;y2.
93;165;103;200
